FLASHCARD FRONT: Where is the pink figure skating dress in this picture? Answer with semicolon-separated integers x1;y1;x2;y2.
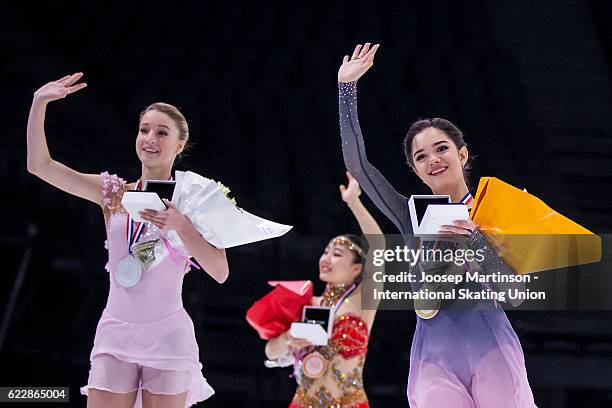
80;172;214;407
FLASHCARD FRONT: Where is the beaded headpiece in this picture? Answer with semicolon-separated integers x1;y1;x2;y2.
328;235;365;259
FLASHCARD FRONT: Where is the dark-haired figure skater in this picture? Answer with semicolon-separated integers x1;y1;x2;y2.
27;73;228;407
337;44;537;407
265;172;383;408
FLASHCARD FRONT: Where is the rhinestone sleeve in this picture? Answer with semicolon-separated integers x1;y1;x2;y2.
338;81;411;234
468;230;526;306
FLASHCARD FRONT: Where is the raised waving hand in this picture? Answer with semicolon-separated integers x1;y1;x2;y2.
337;43;380;83
27;73;102;206
33;72;87;104
339;171;362;206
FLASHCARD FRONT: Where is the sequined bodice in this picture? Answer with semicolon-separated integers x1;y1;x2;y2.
330;314;368;359
292;313;370;408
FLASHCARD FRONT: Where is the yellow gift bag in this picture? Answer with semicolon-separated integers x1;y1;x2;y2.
470;177;601;274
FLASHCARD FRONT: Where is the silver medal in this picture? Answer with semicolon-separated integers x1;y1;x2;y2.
115;255;143;288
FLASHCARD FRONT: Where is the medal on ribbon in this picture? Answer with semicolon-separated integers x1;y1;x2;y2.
415;261;446;320
301;284;357;378
115;180;149;288
415;192;473;320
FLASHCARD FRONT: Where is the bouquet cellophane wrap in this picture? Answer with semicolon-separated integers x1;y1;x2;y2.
164;171;292;251
470;177;601;274
246;280;314;340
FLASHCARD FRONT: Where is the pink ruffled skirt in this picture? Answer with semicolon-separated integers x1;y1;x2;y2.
81;308;214;407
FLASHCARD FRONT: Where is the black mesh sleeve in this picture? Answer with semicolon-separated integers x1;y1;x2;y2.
338;81;411;235
469;230;526;307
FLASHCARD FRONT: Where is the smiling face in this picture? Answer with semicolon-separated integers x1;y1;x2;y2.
135;110;185;168
318;237;363;286
411;127;468;193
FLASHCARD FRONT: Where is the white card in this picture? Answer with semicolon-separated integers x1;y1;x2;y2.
121;191;166;222
420;204;469;235
290;322;329;346
408;195;469;236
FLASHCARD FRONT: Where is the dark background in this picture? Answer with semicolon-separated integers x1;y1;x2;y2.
1;1;612;407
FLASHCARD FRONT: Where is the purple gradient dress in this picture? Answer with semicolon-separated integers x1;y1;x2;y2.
338;81;537;407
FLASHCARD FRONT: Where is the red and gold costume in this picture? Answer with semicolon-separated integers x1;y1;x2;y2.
289;285;370;408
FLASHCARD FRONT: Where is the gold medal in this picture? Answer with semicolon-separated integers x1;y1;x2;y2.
415;308;439;319
414;293;440;320
302;351;328;378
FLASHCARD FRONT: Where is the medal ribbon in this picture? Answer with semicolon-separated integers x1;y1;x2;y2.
415;191;475;316
297;286;357;377
125;176;176;253
126;179;146;253
459;191;473;206
124;175;199;270
332;284;357;313
161;237;201;270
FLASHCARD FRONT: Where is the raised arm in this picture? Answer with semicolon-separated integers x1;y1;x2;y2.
27;73;103;205
340;171;386;316
338;44;411;234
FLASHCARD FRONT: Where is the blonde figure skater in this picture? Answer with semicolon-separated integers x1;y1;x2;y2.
27;73;228;407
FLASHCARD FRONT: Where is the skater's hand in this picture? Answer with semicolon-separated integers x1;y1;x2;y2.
437;219;478;243
339;171;361;206
33;73;87;104
139;199;191;232
338;43;380;83
284;331;312;351
439;219;478;236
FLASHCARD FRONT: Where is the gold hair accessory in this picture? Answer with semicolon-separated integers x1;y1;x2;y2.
329;236;364;258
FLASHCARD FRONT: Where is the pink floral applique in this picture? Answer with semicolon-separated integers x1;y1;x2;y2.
100;171;126;210
101;171;110;197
